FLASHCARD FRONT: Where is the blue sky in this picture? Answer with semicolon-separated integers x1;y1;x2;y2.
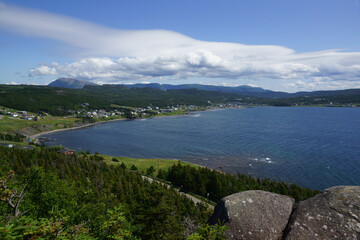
0;0;359;92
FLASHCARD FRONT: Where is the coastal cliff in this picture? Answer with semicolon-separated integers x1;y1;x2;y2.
209;186;360;239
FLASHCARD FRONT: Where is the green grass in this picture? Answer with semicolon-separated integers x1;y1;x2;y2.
93;115;125;122
102;155;199;172
0;140;29;146
156;110;188;117
0;115;79;134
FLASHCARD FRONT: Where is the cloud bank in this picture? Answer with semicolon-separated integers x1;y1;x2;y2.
1;3;360;89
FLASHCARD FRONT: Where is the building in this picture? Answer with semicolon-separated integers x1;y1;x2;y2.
59;149;75;155
18;113;35;120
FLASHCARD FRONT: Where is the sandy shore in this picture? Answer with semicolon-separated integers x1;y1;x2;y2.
30;118;126;139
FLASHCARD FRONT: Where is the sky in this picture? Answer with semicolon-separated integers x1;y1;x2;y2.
0;0;359;92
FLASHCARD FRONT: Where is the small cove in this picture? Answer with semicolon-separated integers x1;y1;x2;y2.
44;107;360;190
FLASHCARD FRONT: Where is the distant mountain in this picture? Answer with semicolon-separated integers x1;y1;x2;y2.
121;83;360;99
48;79;360;99
48;78;98;89
121;83;274;95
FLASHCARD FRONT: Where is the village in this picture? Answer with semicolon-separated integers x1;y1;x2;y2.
0;102;245;121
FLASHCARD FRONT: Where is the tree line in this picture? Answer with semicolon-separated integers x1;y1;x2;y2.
156;162;321;202
0;147;216;239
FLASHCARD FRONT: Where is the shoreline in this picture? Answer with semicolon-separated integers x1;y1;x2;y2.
29;107;221;139
29;110;191;139
29;106;245;140
30;117;127;139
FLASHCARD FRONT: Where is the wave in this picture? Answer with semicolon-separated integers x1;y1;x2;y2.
250;157;273;164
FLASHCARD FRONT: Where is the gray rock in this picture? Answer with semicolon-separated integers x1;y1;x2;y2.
209;190;295;240
285;186;360;240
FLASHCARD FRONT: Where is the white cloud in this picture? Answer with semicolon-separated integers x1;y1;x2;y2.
6;81;19;85
283;77;360;91
29;65;57;76
1;3;360;90
247;83;260;88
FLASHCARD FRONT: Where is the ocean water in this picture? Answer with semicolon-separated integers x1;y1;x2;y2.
45;107;360;190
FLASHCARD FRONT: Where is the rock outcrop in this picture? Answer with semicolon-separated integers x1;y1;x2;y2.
209;190;295;240
285;186;360;239
209;186;360;240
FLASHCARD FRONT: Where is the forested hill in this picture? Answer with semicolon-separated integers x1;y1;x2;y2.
0;84;239;115
0;147;321;239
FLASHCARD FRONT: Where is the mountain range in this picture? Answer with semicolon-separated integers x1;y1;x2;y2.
48;78;360;98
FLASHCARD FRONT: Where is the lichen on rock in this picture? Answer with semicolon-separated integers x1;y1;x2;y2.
209;190;295;240
285;186;360;240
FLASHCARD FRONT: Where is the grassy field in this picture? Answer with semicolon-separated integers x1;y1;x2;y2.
0;115;79;134
0;140;30;146
102;155;199;172
155;110;188;117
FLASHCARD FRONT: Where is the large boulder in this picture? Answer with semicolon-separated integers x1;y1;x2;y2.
285;186;360;239
209;190;295;240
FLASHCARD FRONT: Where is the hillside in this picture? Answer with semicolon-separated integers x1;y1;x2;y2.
0;146;321;239
0;84;240;115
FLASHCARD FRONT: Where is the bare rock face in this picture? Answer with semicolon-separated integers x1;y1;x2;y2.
209;190;295;240
285;186;360;240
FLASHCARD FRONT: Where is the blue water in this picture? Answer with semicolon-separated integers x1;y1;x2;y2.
45;107;360;190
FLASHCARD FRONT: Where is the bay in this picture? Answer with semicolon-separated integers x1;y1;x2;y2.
45;107;360;190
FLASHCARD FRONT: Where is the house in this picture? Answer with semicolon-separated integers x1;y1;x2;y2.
59;149;75;155
22;114;35;120
11;113;19;117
